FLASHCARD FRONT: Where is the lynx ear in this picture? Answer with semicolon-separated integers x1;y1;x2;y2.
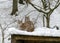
25;16;30;22
18;20;22;24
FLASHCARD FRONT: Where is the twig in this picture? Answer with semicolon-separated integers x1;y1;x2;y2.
3;20;17;31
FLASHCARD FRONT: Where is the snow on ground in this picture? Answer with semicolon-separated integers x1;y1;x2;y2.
0;0;8;2
8;27;60;37
0;0;12;8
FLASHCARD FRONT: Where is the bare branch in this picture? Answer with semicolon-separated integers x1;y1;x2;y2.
41;0;45;9
0;24;4;32
0;24;3;29
53;2;60;10
41;0;48;10
29;2;47;14
33;4;43;9
3;20;17;31
48;0;51;9
34;14;40;24
56;0;59;4
26;10;37;16
47;0;60;16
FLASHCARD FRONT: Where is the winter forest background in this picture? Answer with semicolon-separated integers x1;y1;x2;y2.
0;0;60;43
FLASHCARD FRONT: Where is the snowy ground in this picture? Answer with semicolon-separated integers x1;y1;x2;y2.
8;27;60;37
0;0;60;43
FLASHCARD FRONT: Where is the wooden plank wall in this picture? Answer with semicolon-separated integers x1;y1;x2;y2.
11;34;60;43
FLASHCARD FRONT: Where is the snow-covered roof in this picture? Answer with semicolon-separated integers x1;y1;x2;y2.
8;27;60;37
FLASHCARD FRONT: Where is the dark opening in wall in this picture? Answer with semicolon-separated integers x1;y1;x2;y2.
16;40;41;43
16;40;60;43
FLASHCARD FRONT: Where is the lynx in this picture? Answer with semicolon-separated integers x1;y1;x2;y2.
18;16;34;32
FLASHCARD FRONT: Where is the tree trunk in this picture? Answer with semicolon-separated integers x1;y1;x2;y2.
43;15;45;27
11;0;18;16
46;15;50;28
2;31;4;43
